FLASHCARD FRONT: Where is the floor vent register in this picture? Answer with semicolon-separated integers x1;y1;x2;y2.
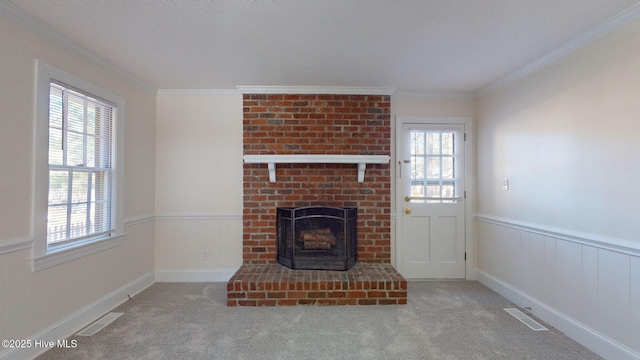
503;308;548;331
76;312;123;336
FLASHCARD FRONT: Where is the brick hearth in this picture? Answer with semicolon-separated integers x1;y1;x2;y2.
228;93;406;306
227;264;407;306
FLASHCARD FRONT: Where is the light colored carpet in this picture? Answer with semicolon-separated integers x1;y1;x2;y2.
37;281;601;360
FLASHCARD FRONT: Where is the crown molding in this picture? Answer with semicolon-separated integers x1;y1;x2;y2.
236;85;396;95
0;0;155;93
392;90;475;100
161;88;474;100
477;2;640;96
157;89;241;96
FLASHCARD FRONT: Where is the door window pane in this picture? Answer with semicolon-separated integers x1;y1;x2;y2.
409;130;459;203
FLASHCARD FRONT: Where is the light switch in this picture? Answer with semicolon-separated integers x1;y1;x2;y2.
501;178;509;191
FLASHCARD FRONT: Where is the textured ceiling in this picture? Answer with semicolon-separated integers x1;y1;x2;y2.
6;0;640;93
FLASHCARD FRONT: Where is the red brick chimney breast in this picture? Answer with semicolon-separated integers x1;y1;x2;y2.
242;94;391;265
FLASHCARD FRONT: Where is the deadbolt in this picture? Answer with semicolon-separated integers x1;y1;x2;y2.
404;196;411;202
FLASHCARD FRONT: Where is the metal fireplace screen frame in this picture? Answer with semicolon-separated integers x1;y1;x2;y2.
277;206;357;271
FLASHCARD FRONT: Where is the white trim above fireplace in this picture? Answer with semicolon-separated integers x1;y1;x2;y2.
243;154;391;182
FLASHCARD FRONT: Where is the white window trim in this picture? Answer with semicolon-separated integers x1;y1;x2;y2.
32;60;126;271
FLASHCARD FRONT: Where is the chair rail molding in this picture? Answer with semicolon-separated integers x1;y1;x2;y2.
474;214;640;256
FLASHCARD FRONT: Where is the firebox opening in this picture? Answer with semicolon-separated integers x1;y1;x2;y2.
277;206;357;271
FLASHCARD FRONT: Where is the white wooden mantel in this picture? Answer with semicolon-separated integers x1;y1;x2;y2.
243;154;391;182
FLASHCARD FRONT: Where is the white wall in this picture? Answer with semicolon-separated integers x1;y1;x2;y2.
153;94;477;278
476;16;640;360
0;10;156;359
154;92;243;281
476;25;640;241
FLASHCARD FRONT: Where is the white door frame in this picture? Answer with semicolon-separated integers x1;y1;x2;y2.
395;116;475;279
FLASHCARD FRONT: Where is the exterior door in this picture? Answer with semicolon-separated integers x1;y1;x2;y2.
398;122;466;278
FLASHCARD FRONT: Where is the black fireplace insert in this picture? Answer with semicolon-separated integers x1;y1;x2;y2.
277;206;357;271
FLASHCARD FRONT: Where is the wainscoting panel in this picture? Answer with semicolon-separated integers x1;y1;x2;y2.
527;232;546;303
598;249;630;345
582;245;599;331
475;215;640;360
155;214;242;282
555;240;582;322
631;257;640;352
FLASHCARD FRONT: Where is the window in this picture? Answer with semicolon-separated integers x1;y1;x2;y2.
33;61;125;270
47;82;114;246
409;129;460;203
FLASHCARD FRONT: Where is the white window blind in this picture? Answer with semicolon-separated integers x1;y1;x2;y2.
47;82;115;247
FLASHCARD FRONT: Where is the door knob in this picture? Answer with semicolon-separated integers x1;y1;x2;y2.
404;208;411;214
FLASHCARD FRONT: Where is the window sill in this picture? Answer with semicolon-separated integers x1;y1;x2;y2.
32;233;126;272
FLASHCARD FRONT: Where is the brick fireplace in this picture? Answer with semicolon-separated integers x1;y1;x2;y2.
227;93;407;306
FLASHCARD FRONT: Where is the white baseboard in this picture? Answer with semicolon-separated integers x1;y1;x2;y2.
476;269;640;360
0;271;154;360
155;268;239;282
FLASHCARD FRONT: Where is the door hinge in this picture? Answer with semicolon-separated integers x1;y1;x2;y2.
464;252;467;261
464;133;467;141
464;191;467;199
